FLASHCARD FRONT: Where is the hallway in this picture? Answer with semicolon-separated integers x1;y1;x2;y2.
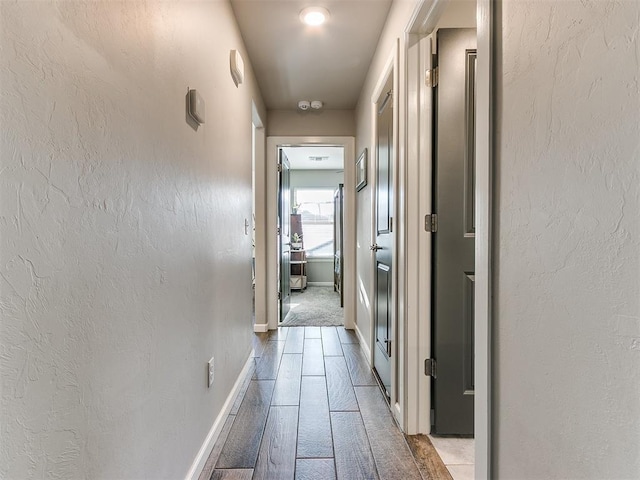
199;326;427;480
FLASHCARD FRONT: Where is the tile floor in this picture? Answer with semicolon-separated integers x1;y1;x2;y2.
199;326;454;480
428;436;475;480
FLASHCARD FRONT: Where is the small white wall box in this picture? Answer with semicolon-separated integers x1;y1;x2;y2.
230;49;244;86
188;89;205;124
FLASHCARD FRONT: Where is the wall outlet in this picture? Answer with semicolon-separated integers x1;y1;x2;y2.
208;357;214;388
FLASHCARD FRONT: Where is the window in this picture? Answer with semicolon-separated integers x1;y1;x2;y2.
294;188;335;257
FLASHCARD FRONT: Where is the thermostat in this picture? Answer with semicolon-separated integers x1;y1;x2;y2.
188;89;205;125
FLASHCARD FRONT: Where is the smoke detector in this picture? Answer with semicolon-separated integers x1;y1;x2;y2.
298;100;311;111
310;100;323;110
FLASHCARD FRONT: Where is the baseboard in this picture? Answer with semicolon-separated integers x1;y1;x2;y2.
354;323;372;364
307;281;333;287
185;351;255;480
253;322;268;333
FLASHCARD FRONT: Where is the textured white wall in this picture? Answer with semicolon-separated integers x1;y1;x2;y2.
267;110;355;137
290;170;344;191
354;0;419;351
0;1;265;478
494;1;640;477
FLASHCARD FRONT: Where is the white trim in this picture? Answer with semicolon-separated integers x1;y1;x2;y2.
253;323;269;333
265;137;356;331
185;352;255;480
404;30;434;435
253;106;267;327
307;281;334;287
354;322;371;362
475;0;493;477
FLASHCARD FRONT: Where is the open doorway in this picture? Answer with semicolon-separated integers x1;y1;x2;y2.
251;103;266;331
404;0;483;477
279;145;345;327
263;136;355;333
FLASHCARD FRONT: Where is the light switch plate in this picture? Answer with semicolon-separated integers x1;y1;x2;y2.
188;89;205;125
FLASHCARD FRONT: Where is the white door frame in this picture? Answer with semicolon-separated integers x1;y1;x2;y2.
403;0;493;478
252;102;267;331
259;136;356;332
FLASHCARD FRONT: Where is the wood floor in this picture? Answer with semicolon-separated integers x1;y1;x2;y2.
199;326;436;480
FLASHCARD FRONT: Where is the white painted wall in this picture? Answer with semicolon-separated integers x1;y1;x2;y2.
354;0;420;360
290;170;344;190
267;110;355;137
0;1;265;478
494;1;640;477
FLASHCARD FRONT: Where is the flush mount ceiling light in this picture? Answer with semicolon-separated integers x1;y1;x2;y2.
300;6;330;26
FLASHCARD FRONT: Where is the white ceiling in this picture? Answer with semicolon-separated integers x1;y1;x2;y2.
282;146;344;170
230;0;393;110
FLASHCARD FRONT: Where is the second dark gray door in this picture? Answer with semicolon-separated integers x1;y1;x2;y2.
373;73;394;399
432;28;477;435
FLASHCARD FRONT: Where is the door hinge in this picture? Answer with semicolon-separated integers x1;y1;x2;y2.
425;67;439;87
424;358;437;378
425;213;438;233
277;291;281;300
276;226;281;235
277;163;283;173
389;216;393;232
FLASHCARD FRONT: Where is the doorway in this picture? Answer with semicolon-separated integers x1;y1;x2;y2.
279;145;345;327
251;103;266;331
263;136;356;332
404;0;492;477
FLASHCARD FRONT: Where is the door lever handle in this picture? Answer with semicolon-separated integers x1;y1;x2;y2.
370;244;383;251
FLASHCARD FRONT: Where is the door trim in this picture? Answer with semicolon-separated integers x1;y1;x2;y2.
405;32;433;435
473;1;494;477
404;0;494;478
263;136;356;331
252;103;267;333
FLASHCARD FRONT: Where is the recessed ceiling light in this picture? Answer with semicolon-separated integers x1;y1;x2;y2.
300;7;330;26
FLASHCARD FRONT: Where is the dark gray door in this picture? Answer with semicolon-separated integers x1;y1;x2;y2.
373;73;394;398
279;150;291;322
432;28;476;435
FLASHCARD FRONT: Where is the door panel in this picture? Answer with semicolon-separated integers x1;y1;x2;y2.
279;150;291;322
373;73;394;398
432;28;476;435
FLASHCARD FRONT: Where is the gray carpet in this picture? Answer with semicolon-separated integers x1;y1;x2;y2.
282;286;344;326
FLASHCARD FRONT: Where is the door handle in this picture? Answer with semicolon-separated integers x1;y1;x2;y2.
370;244;383;251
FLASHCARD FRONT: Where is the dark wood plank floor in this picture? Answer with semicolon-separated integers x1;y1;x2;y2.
201;326;423;480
